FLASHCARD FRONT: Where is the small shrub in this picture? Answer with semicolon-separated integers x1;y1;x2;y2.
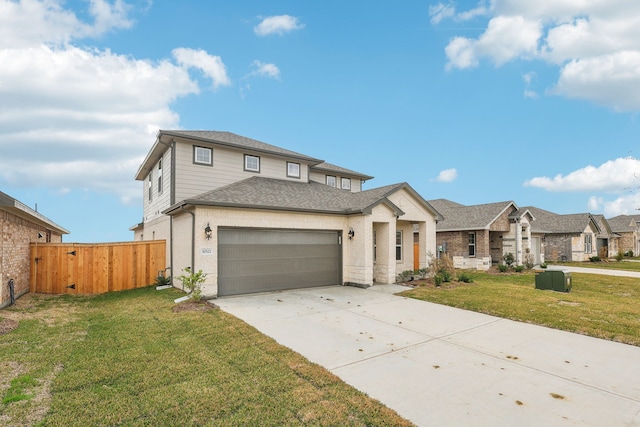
514;265;524;273
615;251;624;262
625;250;634;257
524;249;534;269
434;274;443;287
154;275;171;287
176;267;206;301
427;253;456;284
589;256;601;262
498;264;508;273
540;262;548;269
457;272;473;283
398;270;414;282
503;253;515;267
440;269;453;282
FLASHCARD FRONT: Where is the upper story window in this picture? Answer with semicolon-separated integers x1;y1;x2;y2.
148;172;152;202
468;232;476;257
157;159;163;194
287;162;300;178
244;154;260;172
194;146;212;166
326;175;337;187
341;177;351;190
396;231;403;261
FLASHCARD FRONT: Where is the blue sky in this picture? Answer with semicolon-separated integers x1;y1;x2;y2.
2;0;640;242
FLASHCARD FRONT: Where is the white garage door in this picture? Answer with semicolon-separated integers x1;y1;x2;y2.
218;228;342;296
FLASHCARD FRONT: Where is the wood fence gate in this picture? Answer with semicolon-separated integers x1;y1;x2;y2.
30;241;166;294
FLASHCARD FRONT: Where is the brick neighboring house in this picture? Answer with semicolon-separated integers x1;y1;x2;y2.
592;214;617;258
607;214;640;256
427;199;536;270
526;206;600;262
1;191;68;308
133;130;442;297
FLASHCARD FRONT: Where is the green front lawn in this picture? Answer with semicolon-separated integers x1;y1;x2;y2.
0;288;413;426
401;271;640;346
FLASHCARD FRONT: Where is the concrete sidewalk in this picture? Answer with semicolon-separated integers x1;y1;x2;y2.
216;285;640;427
546;264;640;278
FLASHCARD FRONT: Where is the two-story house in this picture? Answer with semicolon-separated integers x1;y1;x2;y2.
132;130;442;297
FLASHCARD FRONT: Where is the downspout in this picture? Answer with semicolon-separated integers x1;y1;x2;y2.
157;137;176;278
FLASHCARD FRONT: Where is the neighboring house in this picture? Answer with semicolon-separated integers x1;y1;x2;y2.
133;130;442;297
0;191;68;308
526;207;600;262
427;199;536;270
607;214;640;256
592;214;618;258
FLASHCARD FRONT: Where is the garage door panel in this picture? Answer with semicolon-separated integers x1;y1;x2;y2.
218;228;342;296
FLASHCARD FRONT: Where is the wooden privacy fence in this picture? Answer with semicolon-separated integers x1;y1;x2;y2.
30;241;166;294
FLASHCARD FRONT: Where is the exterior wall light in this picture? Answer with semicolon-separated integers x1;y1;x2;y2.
348;228;355;240
204;223;212;240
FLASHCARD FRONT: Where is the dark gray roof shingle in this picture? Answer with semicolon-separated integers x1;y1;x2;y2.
428;199;517;231
165;177;410;215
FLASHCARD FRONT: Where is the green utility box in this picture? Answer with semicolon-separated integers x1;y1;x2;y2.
535;270;572;292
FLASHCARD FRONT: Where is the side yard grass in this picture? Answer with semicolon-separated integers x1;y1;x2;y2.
401;271;640;347
0;287;413;426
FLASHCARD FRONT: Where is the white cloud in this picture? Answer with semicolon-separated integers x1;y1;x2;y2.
254;15;304;36
435;168;458;182
435;0;640;110
523;157;640;192
446;15;541;69
0;0;230;205
598;192;640;216
429;3;455;25
172;48;231;89
250;60;281;79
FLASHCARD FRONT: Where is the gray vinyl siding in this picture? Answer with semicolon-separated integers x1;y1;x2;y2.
309;170;362;192
173;139;312;202
143;149;172;222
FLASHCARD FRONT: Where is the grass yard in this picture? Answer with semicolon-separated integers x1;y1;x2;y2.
0;287;413;427
401;270;640;347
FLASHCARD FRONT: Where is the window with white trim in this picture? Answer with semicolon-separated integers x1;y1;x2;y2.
326;175;336;187
396;231;402;261
341;177;351;190
194;146;212;165
148;172;152;201
244;154;260;172
468;232;476;257
584;234;592;253
287;162;300;178
157;158;163;194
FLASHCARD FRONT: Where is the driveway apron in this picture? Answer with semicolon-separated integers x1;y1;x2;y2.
216;285;640;427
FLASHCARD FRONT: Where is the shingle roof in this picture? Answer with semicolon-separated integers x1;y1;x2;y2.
524;206;600;234
164;177;409;216
0;190;69;234
312;162;374;180
161;130;322;162
427;199;518;231
607;214;640;233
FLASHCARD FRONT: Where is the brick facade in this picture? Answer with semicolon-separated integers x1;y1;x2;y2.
0;211;63;308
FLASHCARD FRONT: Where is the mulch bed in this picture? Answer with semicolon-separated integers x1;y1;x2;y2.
172;300;219;313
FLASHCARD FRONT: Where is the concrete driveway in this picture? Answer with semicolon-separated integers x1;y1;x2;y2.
216;285;640;426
